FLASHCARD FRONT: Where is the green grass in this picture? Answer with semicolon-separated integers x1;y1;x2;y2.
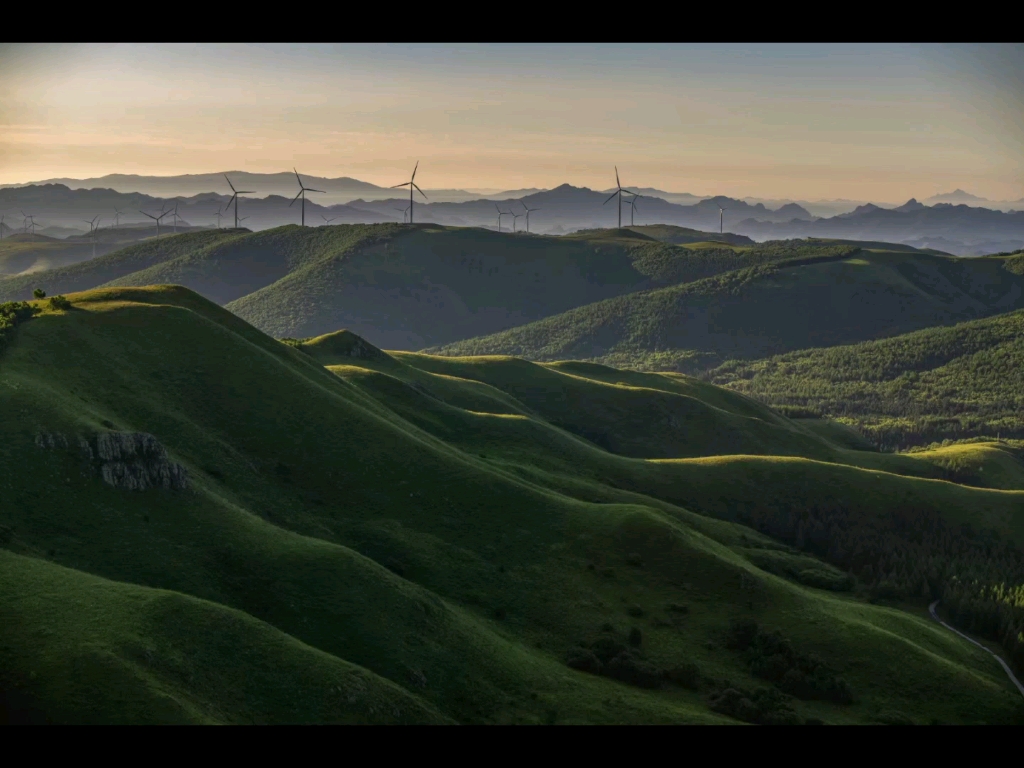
708;308;1024;450
2;285;1023;724
428;250;1024;374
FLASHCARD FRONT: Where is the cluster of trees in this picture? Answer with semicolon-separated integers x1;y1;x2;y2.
727;619;854;703
0;300;37;352
711;309;1024;448
731;500;1024;676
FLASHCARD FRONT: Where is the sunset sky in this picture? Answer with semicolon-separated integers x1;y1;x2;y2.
1;43;1022;202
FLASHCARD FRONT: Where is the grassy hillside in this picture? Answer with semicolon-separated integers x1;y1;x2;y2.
0;235;99;277
0;229;248;301
4;225;894;352
3;286;1023;724
429;250;1024;373
708;308;1024;449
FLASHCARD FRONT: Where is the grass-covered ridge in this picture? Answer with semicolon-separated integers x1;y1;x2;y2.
3;284;1023;724
3;225;935;354
708;308;1024;449
428;250;1024;373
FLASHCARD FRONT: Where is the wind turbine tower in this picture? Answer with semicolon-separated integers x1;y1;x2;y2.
394;207;410;223
718;206;727;234
213;207;224;229
391;162;427;224
223;174;255;229
521;203;541;233
290;168;325;227
625;193;642;226
602;167;637;229
494;203;512;232
169;202;182;234
113;208;124;229
510;209;522;233
82;215;101;258
139;208;172;244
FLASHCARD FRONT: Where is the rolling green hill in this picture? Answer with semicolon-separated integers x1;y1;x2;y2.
4;225;903;352
2;285;1023;724
707;308;1024;450
428;250;1024;374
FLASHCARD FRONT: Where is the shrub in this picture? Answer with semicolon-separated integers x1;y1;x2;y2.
33;288;46;299
606;650;662;689
565;648;603;675
47;295;72;311
665;662;701;690
628;627;642;647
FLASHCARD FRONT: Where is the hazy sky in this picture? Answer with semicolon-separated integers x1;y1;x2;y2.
1;43;1022;202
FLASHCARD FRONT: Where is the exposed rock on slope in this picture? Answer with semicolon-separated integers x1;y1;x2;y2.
36;430;189;491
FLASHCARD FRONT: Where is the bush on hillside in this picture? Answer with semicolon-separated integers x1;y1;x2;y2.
0;301;38;352
707;685;802;725
47;295;71;311
33;289;46;299
728;619;854;704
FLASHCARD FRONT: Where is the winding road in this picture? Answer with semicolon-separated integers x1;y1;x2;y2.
929;600;1024;700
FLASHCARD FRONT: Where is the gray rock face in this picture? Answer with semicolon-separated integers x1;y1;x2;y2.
35;429;189;491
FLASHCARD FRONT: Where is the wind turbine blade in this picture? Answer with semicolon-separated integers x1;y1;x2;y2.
603;191;618;204
289;190;303;206
411;161;419;182
413;183;427;200
391;182;410;189
224;174;236;193
238;191;255;194
615;166;620;188
308;188;325;193
294;167;303;186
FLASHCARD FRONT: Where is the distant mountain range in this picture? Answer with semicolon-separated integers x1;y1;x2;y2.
3;181;1022;256
732;199;1024;256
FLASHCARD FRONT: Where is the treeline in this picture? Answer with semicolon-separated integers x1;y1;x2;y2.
0;301;36;353
727;500;1024;677
627;241;860;288
710;309;1024;449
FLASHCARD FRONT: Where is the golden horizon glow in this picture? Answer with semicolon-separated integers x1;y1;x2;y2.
1;44;1022;203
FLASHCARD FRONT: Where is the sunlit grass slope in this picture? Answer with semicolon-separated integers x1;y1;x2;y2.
2;286;1023;724
428;251;1024;374
710;308;1024;449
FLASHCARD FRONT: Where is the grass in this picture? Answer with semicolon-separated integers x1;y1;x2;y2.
708;308;1024;450
2;285;1023;724
428;250;1024;374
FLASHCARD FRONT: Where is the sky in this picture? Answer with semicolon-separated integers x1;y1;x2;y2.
1;43;1022;202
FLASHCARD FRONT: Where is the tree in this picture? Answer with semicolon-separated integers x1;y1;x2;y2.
33;289;46;300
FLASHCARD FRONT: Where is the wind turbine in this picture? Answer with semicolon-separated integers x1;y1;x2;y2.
113;208;124;229
139;208;172;242
21;211;38;238
169;201;182;234
521;202;541;233
494;202;512;232
321;214;339;225
82;215;101;258
238;215;250;226
510;208;523;233
213;207;224;228
393;207;410;223
223;174;255;229
290;168;325;227
391;161;427;224
718;206;727;234
0;215;5;240
602;166;636;229
624;193;642;226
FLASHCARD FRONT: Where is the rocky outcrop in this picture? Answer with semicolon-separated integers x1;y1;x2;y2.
35;429;189;491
